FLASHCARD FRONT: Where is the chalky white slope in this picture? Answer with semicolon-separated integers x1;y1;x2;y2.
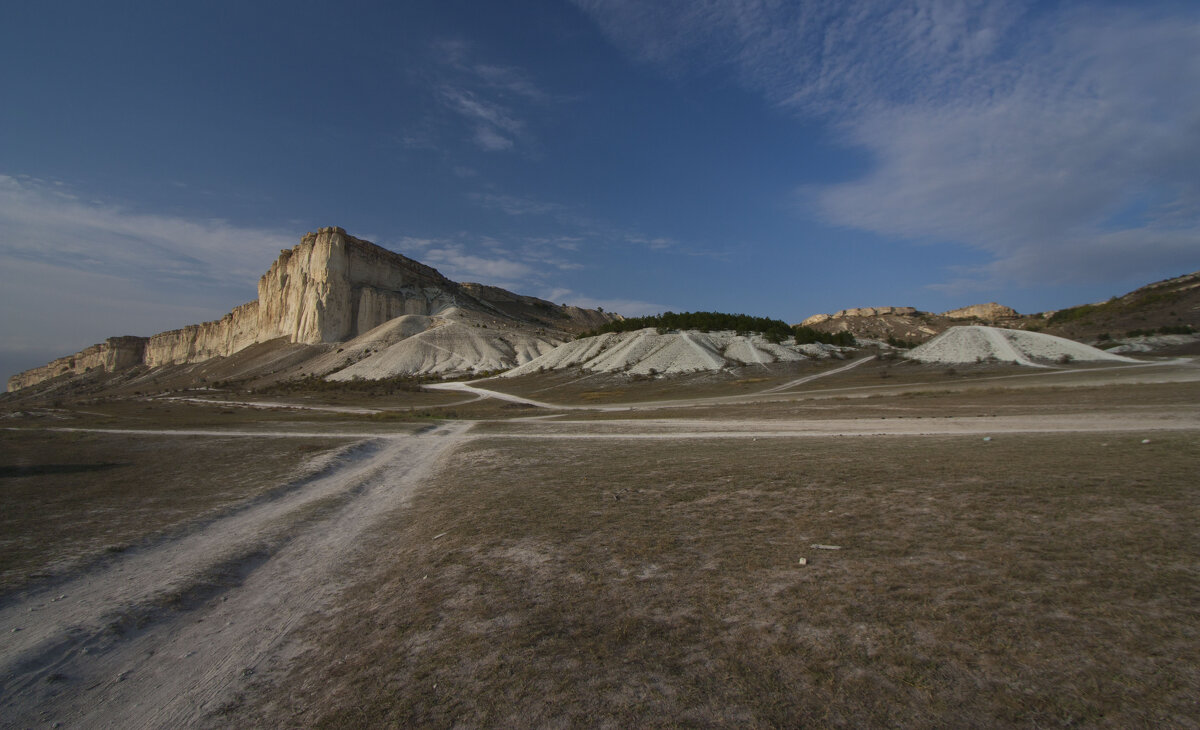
906;326;1139;366
502;329;844;377
324;308;562;380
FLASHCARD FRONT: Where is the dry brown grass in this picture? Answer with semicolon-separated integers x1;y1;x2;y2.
0;430;348;590
234;431;1200;727
569;378;1200;422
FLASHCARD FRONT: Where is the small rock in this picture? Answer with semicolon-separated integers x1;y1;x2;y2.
982;436;992;442
797;557;807;566
811;544;842;550
1141;439;1151;444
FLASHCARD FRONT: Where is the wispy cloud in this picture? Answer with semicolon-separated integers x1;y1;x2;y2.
0;175;289;291
468;190;682;252
0;174;295;365
575;1;1200;289
469;192;566;217
429;40;556;152
421;243;536;286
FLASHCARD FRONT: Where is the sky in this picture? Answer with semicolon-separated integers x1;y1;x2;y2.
2;0;1197;382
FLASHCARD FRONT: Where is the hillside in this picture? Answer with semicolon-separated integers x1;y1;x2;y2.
1037;271;1200;341
798;271;1200;348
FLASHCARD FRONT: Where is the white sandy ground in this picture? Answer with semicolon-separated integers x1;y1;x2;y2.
502;329;845;377
2;358;1198;726
906;325;1140;365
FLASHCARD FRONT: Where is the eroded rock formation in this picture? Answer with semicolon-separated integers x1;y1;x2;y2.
8;227;613;391
7;337;147;392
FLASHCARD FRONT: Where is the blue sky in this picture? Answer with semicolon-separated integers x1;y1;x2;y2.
2;0;1197;381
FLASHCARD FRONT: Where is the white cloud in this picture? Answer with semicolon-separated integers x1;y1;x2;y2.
574;1;1200;289
0;175;296;378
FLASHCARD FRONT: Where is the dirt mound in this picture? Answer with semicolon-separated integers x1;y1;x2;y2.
906;326;1140;366
503;329;843;377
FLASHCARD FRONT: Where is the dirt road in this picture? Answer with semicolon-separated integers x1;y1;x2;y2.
0;422;470;728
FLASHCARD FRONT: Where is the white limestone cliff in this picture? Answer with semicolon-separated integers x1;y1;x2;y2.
7;227;615;391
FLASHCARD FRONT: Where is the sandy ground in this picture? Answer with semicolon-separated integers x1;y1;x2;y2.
2;357;1198;726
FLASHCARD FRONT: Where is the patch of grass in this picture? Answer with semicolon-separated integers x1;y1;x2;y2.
233;432;1200;727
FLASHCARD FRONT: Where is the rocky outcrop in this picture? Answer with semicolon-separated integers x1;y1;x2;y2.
801;307;917;327
145;302;261;367
142;227;460;367
255;228;462;345
8;227;618;392
6;336;147;391
942;303;1019;321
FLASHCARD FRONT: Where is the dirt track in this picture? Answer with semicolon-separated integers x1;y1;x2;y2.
0;423;469;728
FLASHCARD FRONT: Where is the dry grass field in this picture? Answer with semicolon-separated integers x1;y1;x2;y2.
231;430;1199;727
0;430;350;591
1;358;1197;727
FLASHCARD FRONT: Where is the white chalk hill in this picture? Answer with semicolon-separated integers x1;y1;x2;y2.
318;307;559;380
906;326;1139;366
503;329;847;377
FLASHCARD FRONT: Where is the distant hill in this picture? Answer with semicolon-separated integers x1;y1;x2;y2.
797;271;1200;347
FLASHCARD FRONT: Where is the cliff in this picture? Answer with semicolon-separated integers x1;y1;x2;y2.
6;336;147;391
8;226;616;391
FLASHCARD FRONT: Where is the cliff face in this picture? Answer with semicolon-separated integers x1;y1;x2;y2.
7;337;147;391
256;228;461;345
144;301;262;367
8;226;616;391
